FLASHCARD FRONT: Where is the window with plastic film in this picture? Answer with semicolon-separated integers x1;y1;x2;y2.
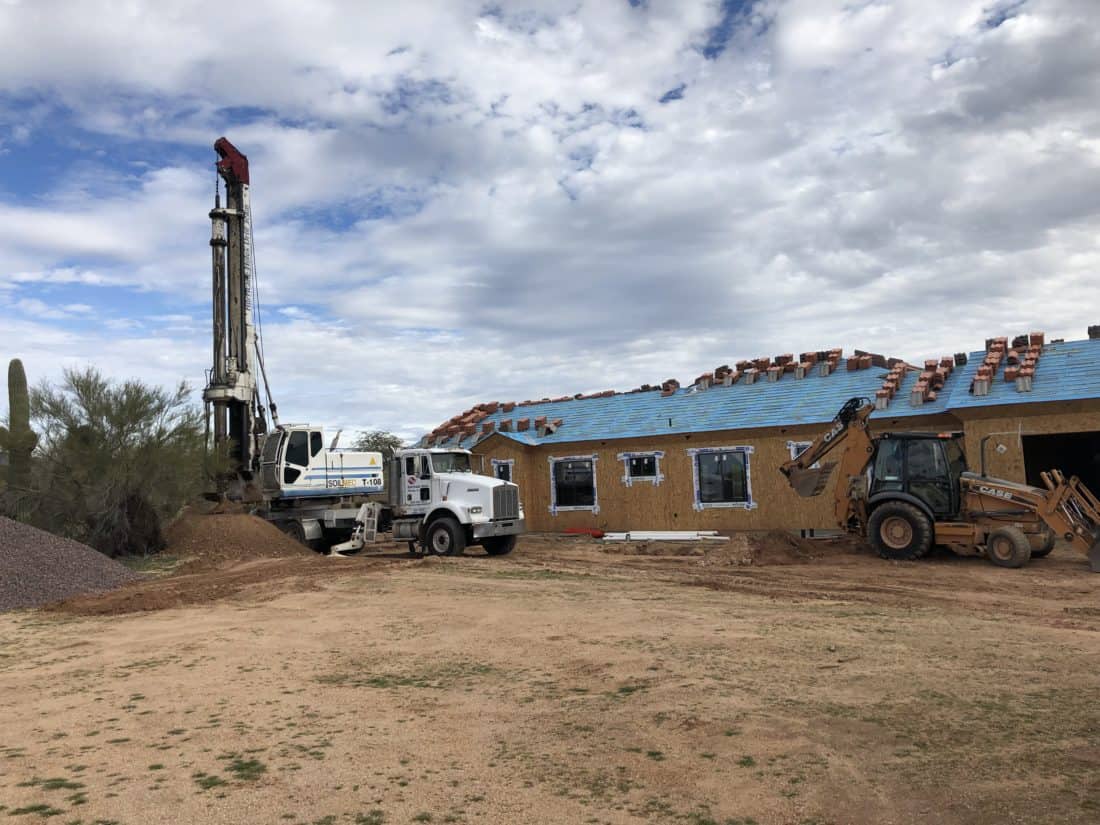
696;451;747;504
553;460;594;508
687;446;753;510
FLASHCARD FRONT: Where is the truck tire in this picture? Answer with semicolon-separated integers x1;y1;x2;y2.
867;502;933;561
283;520;323;553
425;518;465;557
482;535;517;556
1029;530;1055;558
986;526;1032;568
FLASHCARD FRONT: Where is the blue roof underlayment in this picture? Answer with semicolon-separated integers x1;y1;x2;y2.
421;337;1100;449
948;338;1100;410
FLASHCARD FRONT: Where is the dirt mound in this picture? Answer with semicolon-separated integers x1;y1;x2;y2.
0;517;143;612
165;509;313;573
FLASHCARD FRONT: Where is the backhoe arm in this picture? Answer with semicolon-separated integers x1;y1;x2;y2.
779;397;876;530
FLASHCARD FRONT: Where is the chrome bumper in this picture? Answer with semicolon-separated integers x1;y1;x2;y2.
472;518;526;539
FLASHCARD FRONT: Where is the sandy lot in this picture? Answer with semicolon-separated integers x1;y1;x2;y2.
2;533;1099;825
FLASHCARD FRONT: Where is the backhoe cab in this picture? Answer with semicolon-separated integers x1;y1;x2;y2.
780;397;1100;570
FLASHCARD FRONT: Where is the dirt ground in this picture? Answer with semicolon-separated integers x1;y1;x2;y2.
2;532;1099;825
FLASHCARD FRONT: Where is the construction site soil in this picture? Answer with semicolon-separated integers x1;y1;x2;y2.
4;529;1100;823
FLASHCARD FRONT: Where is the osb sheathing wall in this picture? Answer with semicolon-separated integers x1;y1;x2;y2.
954;400;1100;483
475;414;955;532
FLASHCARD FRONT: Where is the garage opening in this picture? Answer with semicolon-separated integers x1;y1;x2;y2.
1021;431;1100;492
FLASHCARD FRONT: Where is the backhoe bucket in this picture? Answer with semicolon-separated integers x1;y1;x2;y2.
786;462;837;498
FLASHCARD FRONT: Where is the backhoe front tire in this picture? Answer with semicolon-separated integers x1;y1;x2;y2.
425;518;465;557
482;535;517;556
868;502;933;561
986;526;1032;568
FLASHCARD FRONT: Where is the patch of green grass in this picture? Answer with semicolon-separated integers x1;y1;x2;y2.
355;812;385;825
615;683;647;697
148;764;164;771
737;755;756;768
8;803;64;817
318;661;494;691
645;750;665;761
192;772;227;791
226;758;266;782
17;778;85;792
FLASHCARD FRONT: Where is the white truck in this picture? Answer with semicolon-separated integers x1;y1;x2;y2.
258;424;524;556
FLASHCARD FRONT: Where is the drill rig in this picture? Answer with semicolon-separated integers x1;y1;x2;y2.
779;397;1100;570
200;138;525;556
202;137;274;501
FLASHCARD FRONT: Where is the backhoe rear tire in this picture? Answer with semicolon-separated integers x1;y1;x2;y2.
482;535;517;556
1029;530;1056;558
867;502;933;561
986;526;1032;568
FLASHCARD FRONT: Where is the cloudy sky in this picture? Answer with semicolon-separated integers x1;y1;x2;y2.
1;0;1098;440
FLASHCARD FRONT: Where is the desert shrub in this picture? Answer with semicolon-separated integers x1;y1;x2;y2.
27;368;205;556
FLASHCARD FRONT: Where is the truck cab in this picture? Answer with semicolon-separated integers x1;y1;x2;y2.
388;447;524;556
260;425;384;499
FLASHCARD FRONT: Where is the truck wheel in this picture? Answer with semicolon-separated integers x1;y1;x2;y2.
482;535;517;556
986;527;1032;568
1029;530;1056;558
283;520;322;553
425;518;465;556
867;502;933;561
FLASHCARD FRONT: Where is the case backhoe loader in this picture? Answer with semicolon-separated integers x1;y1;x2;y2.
779;397;1100;570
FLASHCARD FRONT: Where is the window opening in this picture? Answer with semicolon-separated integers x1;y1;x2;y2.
548;454;599;514
787;441;820;468
687;446;755;510
492;458;514;482
617;451;665;486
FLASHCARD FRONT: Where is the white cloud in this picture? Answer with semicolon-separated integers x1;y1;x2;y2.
1;0;1099;436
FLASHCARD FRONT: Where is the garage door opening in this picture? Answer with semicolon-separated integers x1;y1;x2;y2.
1021;431;1100;492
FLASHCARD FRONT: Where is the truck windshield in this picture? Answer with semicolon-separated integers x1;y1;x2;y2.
431;453;471;473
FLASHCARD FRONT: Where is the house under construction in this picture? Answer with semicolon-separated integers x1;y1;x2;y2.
420;329;1100;534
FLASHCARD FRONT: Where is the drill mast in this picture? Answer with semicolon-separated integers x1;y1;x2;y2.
203;137;266;498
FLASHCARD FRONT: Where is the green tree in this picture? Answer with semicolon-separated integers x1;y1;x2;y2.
29;367;206;557
352;430;404;460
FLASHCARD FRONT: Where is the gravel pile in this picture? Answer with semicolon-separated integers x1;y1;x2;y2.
0;517;142;612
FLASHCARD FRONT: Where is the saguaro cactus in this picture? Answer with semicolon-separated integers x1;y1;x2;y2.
0;358;38;490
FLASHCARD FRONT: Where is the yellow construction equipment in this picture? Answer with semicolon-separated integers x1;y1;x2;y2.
779;397;1100;570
